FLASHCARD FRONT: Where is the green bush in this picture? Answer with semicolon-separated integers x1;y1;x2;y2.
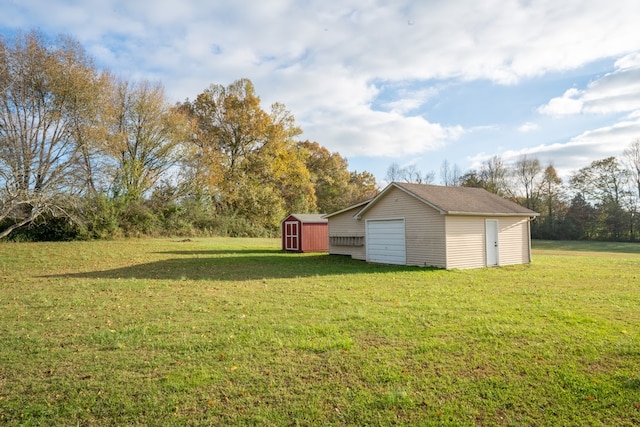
119;202;160;237
1;214;88;242
83;195;120;239
216;215;275;238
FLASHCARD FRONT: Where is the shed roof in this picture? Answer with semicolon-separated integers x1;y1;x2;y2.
355;182;539;218
283;213;328;224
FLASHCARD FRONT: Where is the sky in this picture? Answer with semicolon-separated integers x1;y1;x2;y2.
2;0;640;185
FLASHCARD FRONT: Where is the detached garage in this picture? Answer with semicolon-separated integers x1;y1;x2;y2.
325;182;539;269
281;214;328;253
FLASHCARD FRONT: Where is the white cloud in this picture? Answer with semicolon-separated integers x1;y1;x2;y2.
628;110;640;120
518;122;539;133
615;52;640;70
303;108;464;158
477;115;640;178
3;0;640;172
13;0;639;98
538;55;640;117
378;87;441;115
537;88;584;117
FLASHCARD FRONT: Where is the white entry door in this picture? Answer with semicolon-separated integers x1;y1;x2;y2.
485;219;499;266
366;219;406;265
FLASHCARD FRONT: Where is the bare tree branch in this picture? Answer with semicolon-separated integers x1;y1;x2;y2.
0;31;103;238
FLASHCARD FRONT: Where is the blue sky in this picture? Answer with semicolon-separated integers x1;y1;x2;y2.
2;0;640;185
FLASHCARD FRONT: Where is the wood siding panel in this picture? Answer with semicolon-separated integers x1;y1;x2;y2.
360;187;446;267
445;216;486;269
327;207;366;260
301;223;329;252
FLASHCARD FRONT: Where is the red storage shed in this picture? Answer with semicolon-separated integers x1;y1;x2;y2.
281;214;328;252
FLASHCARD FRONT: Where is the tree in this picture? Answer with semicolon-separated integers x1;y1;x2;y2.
440;160;462;186
298;140;350;213
540;165;562;217
299;141;378;213
569;157;630;240
385;162;404;183
622;139;640;204
103;79;188;202
187;78;272;188
183;78;314;231
404;164;435;184
570;157;628;206
622;139;640;240
460;156;509;195
532;164;565;239
479;155;508;196
385;162;434;184
459;170;484;188
347;170;378;204
0;31;105;239
563;193;597;240
73;72;113;197
513;155;542;210
260;103;315;215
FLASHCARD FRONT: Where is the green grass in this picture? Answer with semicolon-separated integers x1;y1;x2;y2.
0;238;639;426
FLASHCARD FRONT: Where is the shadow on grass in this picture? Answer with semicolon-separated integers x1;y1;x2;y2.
156;249;280;256
45;251;433;281
533;240;640;254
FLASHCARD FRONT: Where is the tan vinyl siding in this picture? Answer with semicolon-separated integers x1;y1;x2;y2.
446;216;532;269
360;187;446;268
445;216;486;269
327;207;366;260
328;182;534;269
497;217;531;266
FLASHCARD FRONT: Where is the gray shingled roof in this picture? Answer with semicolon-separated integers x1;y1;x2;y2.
286;214;328;223
358;182;538;217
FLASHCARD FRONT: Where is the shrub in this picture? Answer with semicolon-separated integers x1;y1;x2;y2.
119;202;160;237
1;214;87;242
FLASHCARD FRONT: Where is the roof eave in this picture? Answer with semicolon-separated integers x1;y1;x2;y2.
323;199;372;219
446;211;540;217
354;182;448;219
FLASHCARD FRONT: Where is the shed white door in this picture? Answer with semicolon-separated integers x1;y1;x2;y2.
284;221;299;250
485;219;499;266
366;219;406;265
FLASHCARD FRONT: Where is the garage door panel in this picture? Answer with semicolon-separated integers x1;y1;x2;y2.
366;219;406;265
367;244;405;251
369;224;404;232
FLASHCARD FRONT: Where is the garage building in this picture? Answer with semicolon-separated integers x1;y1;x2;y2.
324;182;538;269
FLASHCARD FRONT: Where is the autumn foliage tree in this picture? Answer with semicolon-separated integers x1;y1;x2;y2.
181;79;317;232
1;31;379;240
103;79;188;202
0;31;106;239
301;140;377;213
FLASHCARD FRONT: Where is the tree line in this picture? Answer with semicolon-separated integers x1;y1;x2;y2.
2;31;638;242
0;31;377;240
387;145;640;242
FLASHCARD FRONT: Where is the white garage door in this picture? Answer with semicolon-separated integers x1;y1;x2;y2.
366;219;406;265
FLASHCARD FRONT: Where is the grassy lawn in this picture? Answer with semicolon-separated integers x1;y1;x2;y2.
0;238;639;426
